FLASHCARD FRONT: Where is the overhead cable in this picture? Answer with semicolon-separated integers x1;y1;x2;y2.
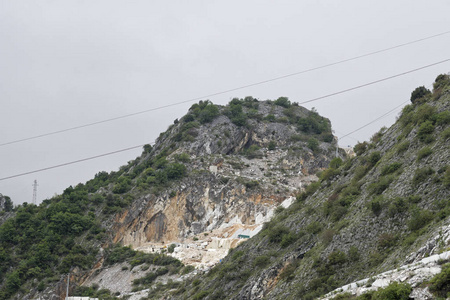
338;82;434;140
1;30;450;148
338;100;409;140
297;59;449;105
0;91;433;181
1;61;449;181
0;144;147;181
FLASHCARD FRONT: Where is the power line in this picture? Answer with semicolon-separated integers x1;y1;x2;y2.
338;100;409;140
0;61;449;181
0;83;434;181
0;144;148;181
0;99;412;181
334;130;359;142
1;30;450;148
297;59;449;105
338;82;435;141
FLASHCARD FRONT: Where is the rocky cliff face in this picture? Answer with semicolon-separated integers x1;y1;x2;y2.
108;99;336;249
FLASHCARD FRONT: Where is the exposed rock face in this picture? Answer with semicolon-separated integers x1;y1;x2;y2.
110;100;336;248
112;151;320;248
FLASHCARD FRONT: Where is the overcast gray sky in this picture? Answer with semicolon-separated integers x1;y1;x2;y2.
1;0;450;205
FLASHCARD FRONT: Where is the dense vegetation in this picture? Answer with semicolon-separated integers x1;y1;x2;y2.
169;74;450;299
0;144;189;299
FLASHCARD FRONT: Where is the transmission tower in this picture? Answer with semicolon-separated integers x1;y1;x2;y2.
32;180;38;205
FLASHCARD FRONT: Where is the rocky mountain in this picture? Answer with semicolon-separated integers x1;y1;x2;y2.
164;75;450;300
0;97;337;299
1;74;448;300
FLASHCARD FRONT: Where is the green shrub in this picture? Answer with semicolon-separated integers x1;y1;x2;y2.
244;180;260;189
245;145;262;159
306;221;323;234
369;176;393;195
369;197;384;216
188;100;220;124
436;111;450;126
412;167;435;185
443;127;450;140
254;255;271;268
417;121;435;142
225;99;248;126
407;195;422;204
377;233;397;249
331;206;348;222
414;104;436;124
433;73;450;91
396;141;410;154
266;225;292;245
367;151;381;168
381;163;402;176
410;86;431;104
174;153;190;163
347;246;360;261
321;229;336;245
181;265;195;275
333;292;354;300
268;140;276;151
264;114;276;122
320;168;340;182
429;263;450;297
329;157;343;169
307;138;320;153
443;167;450;188
2;196;13;212
388;198;408;216
168;244;176;253
399;104;414;127
408;208;433;231
372;281;412;300
297;109;331;135
275;206;285;215
231;250;244;260
354;142;368;156
417;146;432;161
368;251;386;267
353;165;368;181
165;163;187;180
192;290;210;300
328;251;347;266
297;181;321;201
274;96;291;108
280;232;298;248
198;104;220;124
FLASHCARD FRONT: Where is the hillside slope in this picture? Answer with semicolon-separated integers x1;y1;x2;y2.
0;97;337;299
164;75;450;300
